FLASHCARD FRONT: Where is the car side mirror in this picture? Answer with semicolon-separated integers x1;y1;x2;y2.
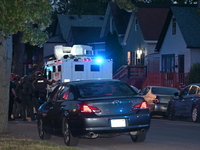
174;92;179;97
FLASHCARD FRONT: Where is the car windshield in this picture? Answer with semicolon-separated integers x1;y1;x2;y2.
151;87;179;95
77;82;136;98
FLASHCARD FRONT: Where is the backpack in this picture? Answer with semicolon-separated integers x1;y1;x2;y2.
21;82;33;95
34;79;47;93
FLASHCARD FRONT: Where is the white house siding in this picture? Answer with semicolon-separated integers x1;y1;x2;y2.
159;16;189;73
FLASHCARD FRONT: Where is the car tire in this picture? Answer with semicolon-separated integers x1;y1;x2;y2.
130;132;146;142
62;117;79;146
37;119;52;140
192;106;200;123
167;104;175;121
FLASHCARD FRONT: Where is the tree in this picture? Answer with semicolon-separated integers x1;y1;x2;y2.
186;63;200;84
105;32;124;73
0;0;53;133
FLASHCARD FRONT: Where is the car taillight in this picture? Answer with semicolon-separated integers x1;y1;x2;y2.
132;101;148;110
79;104;101;113
153;96;160;103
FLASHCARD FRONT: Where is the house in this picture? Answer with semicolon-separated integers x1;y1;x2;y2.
156;6;200;74
101;2;170;88
100;1;131;60
123;5;169;73
43;15;105;60
141;5;200;88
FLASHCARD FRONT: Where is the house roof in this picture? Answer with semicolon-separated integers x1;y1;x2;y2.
156;6;200;51
171;6;200;48
46;34;65;43
70;27;105;44
135;7;169;41
57;15;104;41
109;2;131;35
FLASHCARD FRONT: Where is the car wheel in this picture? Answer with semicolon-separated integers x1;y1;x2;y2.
192;106;200;123
37;119;51;139
130;132;146;142
62;117;79;146
167;104;175;121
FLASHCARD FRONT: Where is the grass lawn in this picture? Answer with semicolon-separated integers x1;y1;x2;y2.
0;138;79;150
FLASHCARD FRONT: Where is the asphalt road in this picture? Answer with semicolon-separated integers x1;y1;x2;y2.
7;117;200;150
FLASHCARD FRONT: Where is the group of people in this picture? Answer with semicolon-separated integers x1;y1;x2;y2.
9;71;54;121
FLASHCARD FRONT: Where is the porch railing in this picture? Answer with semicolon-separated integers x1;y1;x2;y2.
113;65;147;89
142;73;188;89
113;65;188;89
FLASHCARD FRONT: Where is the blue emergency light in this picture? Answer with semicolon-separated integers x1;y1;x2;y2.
95;57;103;63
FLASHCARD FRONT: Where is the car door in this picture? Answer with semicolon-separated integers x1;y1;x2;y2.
50;85;75;134
182;85;198;116
174;86;190;115
42;86;61;132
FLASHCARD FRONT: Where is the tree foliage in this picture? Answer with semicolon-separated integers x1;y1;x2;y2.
0;0;53;46
105;31;124;73
0;0;53;133
187;63;200;84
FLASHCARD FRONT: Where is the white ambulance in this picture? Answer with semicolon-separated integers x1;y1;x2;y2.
44;45;113;91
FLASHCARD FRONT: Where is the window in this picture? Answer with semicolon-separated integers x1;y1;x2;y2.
75;65;84;71
77;82;136;98
152;87;178;95
189;86;197;95
180;86;190;97
91;65;100;71
110;17;113;33
53;66;56;72
135;19;138;31
161;54;175;73
172;18;176;35
139;87;150;95
58;86;70;100
58;65;61;72
48;86;62;102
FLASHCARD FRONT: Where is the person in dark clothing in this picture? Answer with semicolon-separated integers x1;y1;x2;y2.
9;74;17;121
32;72;54;108
16;75;35;121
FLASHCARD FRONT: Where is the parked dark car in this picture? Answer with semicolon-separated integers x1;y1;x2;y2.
36;79;151;146
167;83;200;123
139;86;180;117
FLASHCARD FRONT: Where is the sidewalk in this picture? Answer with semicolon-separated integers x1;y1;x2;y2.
6;118;39;140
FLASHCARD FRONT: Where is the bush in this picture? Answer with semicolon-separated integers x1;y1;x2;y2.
187;63;200;84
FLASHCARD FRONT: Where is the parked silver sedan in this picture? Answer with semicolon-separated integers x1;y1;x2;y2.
139;86;180;117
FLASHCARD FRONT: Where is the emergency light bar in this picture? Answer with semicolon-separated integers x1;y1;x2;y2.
73;57;104;63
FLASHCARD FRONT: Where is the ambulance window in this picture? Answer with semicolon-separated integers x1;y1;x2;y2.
53;66;56;72
91;65;100;71
48;71;52;79
75;65;84;71
44;69;47;78
58;65;61;72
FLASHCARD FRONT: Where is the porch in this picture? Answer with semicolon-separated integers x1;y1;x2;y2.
113;65;188;90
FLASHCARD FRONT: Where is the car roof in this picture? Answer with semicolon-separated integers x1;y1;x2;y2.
188;83;200;86
145;86;177;89
61;79;123;86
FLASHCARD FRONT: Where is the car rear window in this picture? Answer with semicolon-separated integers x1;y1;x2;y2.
77;82;136;98
152;87;179;95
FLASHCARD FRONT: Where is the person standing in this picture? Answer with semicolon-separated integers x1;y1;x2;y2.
13;75;22;119
32;72;54;107
9;74;17;121
16;75;35;121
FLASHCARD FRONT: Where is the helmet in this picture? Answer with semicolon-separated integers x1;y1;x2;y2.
35;71;43;77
